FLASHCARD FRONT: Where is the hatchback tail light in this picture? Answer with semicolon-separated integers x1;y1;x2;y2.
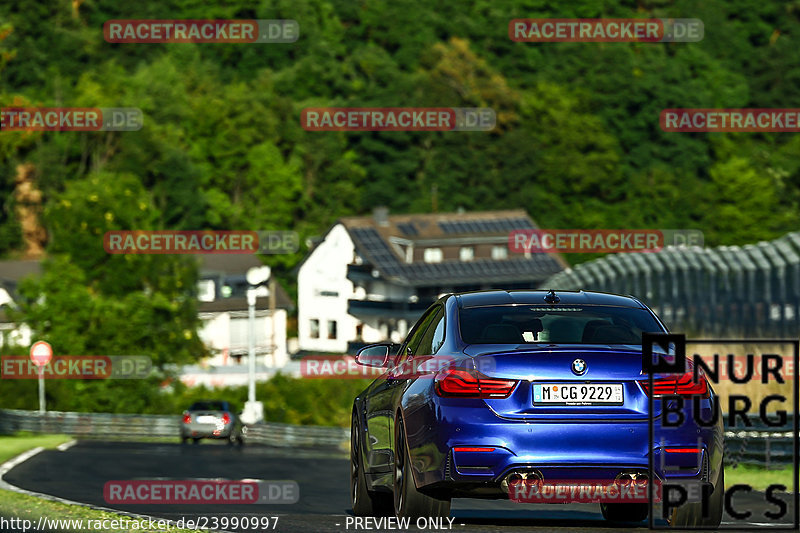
435;367;517;399
222;413;231;424
182;413;191;424
639;371;709;398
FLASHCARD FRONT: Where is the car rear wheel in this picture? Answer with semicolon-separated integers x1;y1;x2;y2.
393;415;450;519
350;414;392;516
669;468;724;528
600;502;649;523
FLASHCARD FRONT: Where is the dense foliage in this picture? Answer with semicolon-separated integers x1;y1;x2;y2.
1;1;799;418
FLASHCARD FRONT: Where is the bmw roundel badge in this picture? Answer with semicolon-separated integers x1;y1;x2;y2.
572;358;587;375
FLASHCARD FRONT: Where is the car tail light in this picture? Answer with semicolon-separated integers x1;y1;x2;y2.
222;413;231;424
435;367;517;399
453;447;495;452
639;371;709;398
665;447;702;453
182;413;191;424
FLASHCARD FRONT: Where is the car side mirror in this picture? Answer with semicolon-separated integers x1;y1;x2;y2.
355;343;394;368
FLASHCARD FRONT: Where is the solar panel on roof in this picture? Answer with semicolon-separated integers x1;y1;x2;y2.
348;226;564;286
438;218;534;234
350;228;400;272
397;222;418;236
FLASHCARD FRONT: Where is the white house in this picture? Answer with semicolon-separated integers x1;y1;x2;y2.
0;260;39;349
297;209;567;353
0;255;293;382
193;254;292;368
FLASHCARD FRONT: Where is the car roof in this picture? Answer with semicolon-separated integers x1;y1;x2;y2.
453;289;646;309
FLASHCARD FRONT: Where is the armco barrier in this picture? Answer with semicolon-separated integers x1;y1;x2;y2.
0;409;349;449
723;427;796;470
0;409;792;464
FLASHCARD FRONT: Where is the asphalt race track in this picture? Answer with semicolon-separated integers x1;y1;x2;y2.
3;441;796;532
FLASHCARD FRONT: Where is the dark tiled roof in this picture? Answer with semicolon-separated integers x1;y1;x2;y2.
196;254;267;276
438;217;532;234
197;288;293;312
398;256;564;285
341;210;565;286
397;222;419;236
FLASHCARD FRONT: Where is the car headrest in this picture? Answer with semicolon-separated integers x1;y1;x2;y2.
586;325;641;344
547;318;583;343
521;318;544;333
581;320;612;342
480;324;523;344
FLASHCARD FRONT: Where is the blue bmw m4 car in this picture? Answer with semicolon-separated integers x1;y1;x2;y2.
350;290;724;526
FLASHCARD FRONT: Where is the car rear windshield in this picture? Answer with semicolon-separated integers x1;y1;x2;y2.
459;305;664;345
189;401;228;411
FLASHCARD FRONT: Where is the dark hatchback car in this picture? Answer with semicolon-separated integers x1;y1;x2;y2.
181;400;244;445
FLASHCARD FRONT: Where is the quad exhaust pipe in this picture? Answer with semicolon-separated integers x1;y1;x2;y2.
500;469;543;493
501;469;649;494
615;470;649;487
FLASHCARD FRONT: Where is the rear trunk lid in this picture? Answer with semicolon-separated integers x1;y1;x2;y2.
465;344;656;420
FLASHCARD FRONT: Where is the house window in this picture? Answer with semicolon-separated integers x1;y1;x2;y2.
423;248;443;263
459;247;474;261
197;279;215;302
492;246;508;260
310;319;320;339
328;320;338;340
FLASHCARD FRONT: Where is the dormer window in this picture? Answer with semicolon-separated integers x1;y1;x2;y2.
424;248;443;263
492;246;508;260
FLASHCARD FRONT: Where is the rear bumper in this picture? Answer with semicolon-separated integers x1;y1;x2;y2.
181;423;235;438
408;399;720;495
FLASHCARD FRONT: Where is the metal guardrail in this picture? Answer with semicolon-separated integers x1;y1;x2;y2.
723;428;796;470
0;409;792;465
0;409;350;449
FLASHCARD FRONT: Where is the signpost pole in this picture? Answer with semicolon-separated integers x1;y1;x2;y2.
30;341;53;416
38;366;45;414
241;266;270;426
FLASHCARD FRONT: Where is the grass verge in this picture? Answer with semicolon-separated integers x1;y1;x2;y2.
725;464;796;491
0;433;73;464
0;433;197;533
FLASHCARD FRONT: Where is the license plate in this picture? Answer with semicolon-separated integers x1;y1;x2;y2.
196;415;218;424
533;383;623;405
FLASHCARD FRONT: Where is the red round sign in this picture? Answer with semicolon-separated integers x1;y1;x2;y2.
30;341;53;367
